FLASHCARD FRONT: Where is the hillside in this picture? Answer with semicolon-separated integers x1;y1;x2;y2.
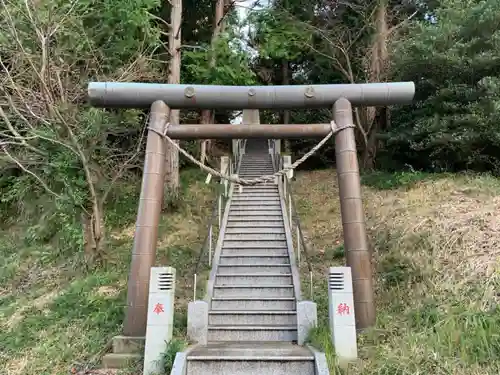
1;169;499;374
294;170;500;374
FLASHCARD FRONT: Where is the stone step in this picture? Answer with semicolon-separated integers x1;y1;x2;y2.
240;161;273;165
237;175;275;179
241;160;273;161
226;221;284;228
238;173;275;176
186;356;313;375
231;195;279;199
227;215;283;222
231;197;280;202
225;226;285;234
219;255;289;265
223;240;287;248
187;342;312;357
207;325;298;342
222;241;287;249
239;167;275;170
239;171;275;175
211;297;295;310
232;188;279;192
241;156;272;160
231;198;280;203
221;248;289;256
233;191;278;195
240;162;274;165
212;285;294;298
238;172;275;175
233;185;277;189
230;205;282;211
224;233;286;241
208;311;297;326
229;210;282;216
217;265;291;274
215;274;293;286
241;164;273;167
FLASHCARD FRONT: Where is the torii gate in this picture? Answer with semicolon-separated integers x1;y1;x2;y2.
88;81;415;337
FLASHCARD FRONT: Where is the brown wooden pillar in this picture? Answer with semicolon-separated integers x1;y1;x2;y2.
333;98;376;329
123;100;170;337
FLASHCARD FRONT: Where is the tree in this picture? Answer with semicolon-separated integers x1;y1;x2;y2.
0;0;162;262
387;0;500;173
164;0;183;197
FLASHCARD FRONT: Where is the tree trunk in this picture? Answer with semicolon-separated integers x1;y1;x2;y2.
200;0;227;165
361;107;390;169
165;0;182;196
361;0;389;169
281;60;291;153
82;202;105;264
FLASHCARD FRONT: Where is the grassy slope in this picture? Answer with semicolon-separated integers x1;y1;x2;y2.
0;169;213;375
1;168;499;374
294;170;500;375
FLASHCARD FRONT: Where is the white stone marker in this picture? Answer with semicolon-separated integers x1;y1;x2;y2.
328;266;358;365
143;267;176;375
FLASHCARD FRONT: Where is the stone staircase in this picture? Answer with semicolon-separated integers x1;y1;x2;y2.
177;139;327;375
209;141;297;343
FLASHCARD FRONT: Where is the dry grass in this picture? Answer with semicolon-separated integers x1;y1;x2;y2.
293;169;500;375
0;169;215;375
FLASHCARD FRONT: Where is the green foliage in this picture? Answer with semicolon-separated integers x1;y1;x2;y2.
361;170;443;190
183;32;257;86
388;0;500;173
162;339;186;373
247;9;311;60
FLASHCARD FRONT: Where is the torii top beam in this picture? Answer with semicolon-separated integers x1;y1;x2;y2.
87;82;415;109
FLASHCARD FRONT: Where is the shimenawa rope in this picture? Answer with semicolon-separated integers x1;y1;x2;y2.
148;121;354;186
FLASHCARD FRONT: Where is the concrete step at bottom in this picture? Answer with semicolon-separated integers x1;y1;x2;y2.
213;285;295;298
211;297;295;310
186;356;314;375
207;325;298;342
208;311;298;325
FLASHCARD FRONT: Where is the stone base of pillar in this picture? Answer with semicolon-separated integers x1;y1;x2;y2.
101;335;145;369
